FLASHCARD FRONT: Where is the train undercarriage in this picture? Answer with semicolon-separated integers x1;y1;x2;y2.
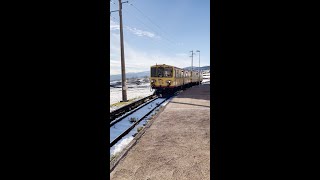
153;81;202;97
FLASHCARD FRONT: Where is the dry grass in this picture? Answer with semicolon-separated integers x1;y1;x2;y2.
137;126;143;132
110;152;119;162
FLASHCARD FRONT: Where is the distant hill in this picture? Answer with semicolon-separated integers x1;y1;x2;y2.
183;66;210;71
110;71;150;81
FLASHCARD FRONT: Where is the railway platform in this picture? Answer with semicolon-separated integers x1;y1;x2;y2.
110;84;210;180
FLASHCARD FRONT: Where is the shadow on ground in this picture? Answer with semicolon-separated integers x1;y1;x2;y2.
174;84;210;102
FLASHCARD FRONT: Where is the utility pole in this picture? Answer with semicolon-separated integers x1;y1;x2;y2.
190;50;194;71
196;50;200;84
190;50;195;81
118;0;128;102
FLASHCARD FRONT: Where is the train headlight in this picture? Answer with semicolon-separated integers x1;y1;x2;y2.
166;80;171;85
151;79;156;83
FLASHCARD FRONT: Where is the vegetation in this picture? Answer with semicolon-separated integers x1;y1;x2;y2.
137;126;143;132
129;117;137;123
110;153;119;161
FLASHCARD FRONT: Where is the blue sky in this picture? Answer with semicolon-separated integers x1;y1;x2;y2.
110;0;210;75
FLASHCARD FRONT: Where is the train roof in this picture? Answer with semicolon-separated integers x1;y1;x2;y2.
151;64;175;68
151;64;193;71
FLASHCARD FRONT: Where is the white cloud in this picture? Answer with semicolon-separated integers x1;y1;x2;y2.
125;26;159;39
175;53;188;57
110;20;159;39
110;32;193;75
110;20;120;31
110;22;193;75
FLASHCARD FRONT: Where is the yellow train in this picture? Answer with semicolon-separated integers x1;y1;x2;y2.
150;64;203;94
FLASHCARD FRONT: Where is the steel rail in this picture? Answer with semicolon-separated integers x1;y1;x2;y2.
110;94;157;122
110;98;168;148
110;97;159;127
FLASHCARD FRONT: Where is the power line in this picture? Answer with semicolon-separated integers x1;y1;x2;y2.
111;1;184;57
128;3;180;45
121;8;180;52
122;8;178;49
115;1;182;51
111;17;178;54
111;18;184;62
123;3;175;44
110;14;119;22
112;0;182;50
129;4;176;45
121;9;155;35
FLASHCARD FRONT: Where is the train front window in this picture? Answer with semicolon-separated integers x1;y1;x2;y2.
164;67;173;77
151;67;157;77
151;67;173;77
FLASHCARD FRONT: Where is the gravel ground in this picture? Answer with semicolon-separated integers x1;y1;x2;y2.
110;84;210;180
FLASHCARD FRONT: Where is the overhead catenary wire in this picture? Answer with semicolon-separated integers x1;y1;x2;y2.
112;0;182;48
110;1;184;57
111;16;179;54
128;3;176;45
110;14;119;23
111;0;181;51
110;6;180;54
121;7;180;52
120;9;180;52
128;3;181;45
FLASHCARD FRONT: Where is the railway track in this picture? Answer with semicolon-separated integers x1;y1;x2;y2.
110;96;170;148
110;97;159;127
110;94;157;122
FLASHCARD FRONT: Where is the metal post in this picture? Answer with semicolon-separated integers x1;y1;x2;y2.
190;50;194;83
190;50;193;71
119;0;128;102
196;50;200;84
199;51;200;83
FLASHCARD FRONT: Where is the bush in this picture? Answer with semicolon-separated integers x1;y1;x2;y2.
110;153;118;161
129;117;137;123
137;126;143;132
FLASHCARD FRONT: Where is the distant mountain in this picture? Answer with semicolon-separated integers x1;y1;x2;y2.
110;71;150;81
183;66;210;71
